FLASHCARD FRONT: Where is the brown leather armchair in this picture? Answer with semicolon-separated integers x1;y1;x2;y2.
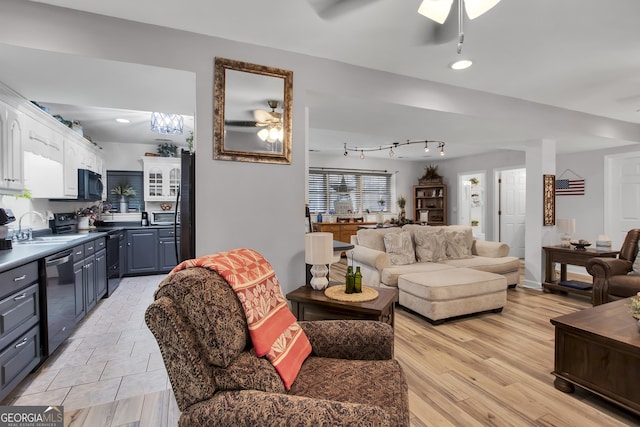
145;267;409;427
586;229;640;305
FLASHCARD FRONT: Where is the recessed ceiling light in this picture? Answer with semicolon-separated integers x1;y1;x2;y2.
450;59;473;70
115;118;130;123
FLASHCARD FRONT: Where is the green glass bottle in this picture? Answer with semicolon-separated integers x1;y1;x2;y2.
345;266;355;294
354;266;362;293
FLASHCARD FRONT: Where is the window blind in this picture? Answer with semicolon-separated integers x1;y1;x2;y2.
308;169;392;214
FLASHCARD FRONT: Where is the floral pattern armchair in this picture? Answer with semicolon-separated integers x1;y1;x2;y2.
145;267;409;426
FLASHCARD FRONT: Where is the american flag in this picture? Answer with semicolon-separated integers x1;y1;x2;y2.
555;179;585;196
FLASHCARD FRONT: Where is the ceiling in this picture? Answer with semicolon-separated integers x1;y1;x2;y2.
8;0;640;159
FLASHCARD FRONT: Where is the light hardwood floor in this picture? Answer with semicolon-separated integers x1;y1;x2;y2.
6;262;640;426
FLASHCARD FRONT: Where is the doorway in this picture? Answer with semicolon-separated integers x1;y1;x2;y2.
605;151;640;249
458;171;486;240
495;167;526;258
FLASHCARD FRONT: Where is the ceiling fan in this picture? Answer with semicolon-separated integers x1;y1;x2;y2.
418;0;501;53
225;100;284;143
307;0;500;49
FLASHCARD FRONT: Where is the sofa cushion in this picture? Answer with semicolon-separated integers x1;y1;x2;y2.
381;262;456;287
356;227;401;252
445;230;472;259
439;255;520;276
290;356;408;426
413;228;446;262
383;231;416;265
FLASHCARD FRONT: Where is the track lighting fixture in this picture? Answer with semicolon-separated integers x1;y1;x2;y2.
343;140;446;159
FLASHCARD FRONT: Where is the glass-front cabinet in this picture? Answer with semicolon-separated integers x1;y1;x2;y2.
143;156;180;201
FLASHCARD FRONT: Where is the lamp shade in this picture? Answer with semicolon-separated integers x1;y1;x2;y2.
557;218;576;234
305;232;333;265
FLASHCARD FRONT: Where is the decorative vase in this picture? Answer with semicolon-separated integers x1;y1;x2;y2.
399;208;406;221
119;196;128;213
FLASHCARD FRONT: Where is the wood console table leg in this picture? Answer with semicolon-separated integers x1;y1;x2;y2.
554;376;575;393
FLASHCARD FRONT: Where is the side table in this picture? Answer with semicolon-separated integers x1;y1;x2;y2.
542;245;619;296
286;285;397;328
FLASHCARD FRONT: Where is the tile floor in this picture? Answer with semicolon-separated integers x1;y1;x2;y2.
2;274;172;411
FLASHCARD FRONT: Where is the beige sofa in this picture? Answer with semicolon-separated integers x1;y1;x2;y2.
349;225;519;323
350;225;519;291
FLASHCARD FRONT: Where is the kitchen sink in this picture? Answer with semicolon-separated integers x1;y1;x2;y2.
16;235;85;245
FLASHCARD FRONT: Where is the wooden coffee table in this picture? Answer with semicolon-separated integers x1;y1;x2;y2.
286;285;397;328
550;298;640;416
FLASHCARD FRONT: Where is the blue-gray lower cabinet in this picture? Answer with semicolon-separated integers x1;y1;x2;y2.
125;229;159;275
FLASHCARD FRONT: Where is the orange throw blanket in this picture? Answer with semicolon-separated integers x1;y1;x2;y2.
170;248;311;390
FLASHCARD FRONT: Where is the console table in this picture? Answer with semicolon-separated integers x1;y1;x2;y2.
542;245;619;296
551;298;640;416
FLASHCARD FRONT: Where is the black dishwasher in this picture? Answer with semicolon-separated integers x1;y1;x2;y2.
43;249;75;356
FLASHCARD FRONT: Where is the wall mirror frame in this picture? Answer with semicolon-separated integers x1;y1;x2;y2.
213;57;293;164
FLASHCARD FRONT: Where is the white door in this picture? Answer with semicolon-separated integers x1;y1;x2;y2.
497;168;526;258
605;152;640;249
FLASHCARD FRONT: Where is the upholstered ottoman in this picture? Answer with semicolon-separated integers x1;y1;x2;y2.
398;268;507;324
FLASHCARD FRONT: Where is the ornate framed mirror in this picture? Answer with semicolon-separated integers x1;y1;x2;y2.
214;57;293;164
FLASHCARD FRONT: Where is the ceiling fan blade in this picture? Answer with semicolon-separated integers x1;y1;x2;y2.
417;0;454;24
225;120;262;127
464;0;501;19
419;0;460;45
254;109;274;122
307;0;382;20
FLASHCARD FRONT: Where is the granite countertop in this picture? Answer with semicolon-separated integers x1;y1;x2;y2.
0;224;179;272
0;231;109;272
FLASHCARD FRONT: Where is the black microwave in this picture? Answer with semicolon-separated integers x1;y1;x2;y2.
77;169;104;201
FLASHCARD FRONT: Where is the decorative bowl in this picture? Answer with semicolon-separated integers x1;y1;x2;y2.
570;241;591;250
160;203;172;211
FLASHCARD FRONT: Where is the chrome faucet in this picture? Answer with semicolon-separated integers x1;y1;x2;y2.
18;211;47;238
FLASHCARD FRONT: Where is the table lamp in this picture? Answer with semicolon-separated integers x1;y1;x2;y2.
305;232;333;290
557;218;575;248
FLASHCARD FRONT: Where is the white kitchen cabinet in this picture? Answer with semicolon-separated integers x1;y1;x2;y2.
0;100;25;193
143;157;180;201
23;118;63;163
63;138;80;197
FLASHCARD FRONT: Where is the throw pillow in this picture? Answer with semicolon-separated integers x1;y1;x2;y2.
383;231;416;265
633;242;640;275
445;230;473;259
414;228;446;262
171;248;311;390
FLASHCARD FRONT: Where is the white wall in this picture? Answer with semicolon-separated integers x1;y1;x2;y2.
3;0;640;293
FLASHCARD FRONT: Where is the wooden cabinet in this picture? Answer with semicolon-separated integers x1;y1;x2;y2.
313;222;376;243
0;261;40;401
158;228;180;272
126;229;159;275
414;184;447;225
72;237;107;320
143;157;180;201
125;227;181;275
0;100;25;193
95;249;107;300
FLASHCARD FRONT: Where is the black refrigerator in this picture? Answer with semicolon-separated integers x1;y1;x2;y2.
178;149;196;262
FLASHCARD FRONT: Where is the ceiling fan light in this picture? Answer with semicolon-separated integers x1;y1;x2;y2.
450;59;473;70
464;0;501;20
417;0;453;24
257;128;269;141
